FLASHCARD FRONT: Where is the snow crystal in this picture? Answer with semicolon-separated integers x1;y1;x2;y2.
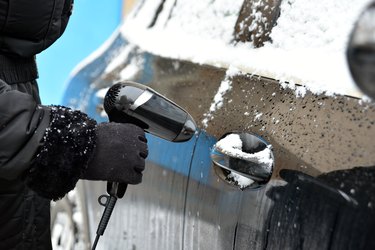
254;112;263;121
211;79;231;111
202;66;240;128
228;171;255;188
295;86;307;98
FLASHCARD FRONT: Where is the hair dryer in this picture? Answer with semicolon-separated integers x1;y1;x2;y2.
92;81;197;249
104;81;197;142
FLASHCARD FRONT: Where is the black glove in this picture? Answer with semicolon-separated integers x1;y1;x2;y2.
82;123;148;184
26;106;148;200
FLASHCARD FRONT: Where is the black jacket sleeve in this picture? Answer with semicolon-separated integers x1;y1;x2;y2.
0;79;97;200
0;79;50;179
26;106;97;200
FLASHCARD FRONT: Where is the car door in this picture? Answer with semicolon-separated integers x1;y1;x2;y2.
60;1;375;248
60;27;375;250
148;58;278;250
164;56;375;249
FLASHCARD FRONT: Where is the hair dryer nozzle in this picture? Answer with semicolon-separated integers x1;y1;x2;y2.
104;81;197;142
103;84;121;114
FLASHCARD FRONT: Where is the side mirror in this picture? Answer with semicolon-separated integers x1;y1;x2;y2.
347;2;375;99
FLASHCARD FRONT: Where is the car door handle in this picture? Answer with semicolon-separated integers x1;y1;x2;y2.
210;132;274;188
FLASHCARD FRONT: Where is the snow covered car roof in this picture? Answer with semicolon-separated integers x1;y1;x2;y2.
117;0;372;98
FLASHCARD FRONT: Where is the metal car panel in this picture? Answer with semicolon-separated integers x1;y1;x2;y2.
147;56;375;249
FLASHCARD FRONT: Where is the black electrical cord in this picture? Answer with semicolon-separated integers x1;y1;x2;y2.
92;234;100;250
91;195;118;250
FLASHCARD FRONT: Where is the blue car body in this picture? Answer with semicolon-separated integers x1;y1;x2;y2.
60;1;375;249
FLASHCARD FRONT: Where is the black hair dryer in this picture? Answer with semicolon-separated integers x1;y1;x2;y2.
104;81;197;142
92;81;197;249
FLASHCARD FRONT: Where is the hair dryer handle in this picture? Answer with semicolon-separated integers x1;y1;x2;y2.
107;182;127;198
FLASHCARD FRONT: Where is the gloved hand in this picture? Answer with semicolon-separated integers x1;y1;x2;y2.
82;122;148;184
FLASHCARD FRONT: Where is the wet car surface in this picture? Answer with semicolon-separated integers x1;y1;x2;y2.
60;1;375;249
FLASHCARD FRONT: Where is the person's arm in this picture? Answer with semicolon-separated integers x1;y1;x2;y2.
0;79;52;180
0;79;148;201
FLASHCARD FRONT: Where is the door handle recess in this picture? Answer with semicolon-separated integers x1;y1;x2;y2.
211;132;274;189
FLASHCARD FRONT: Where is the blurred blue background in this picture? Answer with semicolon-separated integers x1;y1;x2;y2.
36;0;122;105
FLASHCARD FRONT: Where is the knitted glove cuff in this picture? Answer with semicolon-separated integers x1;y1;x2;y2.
26;106;97;200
